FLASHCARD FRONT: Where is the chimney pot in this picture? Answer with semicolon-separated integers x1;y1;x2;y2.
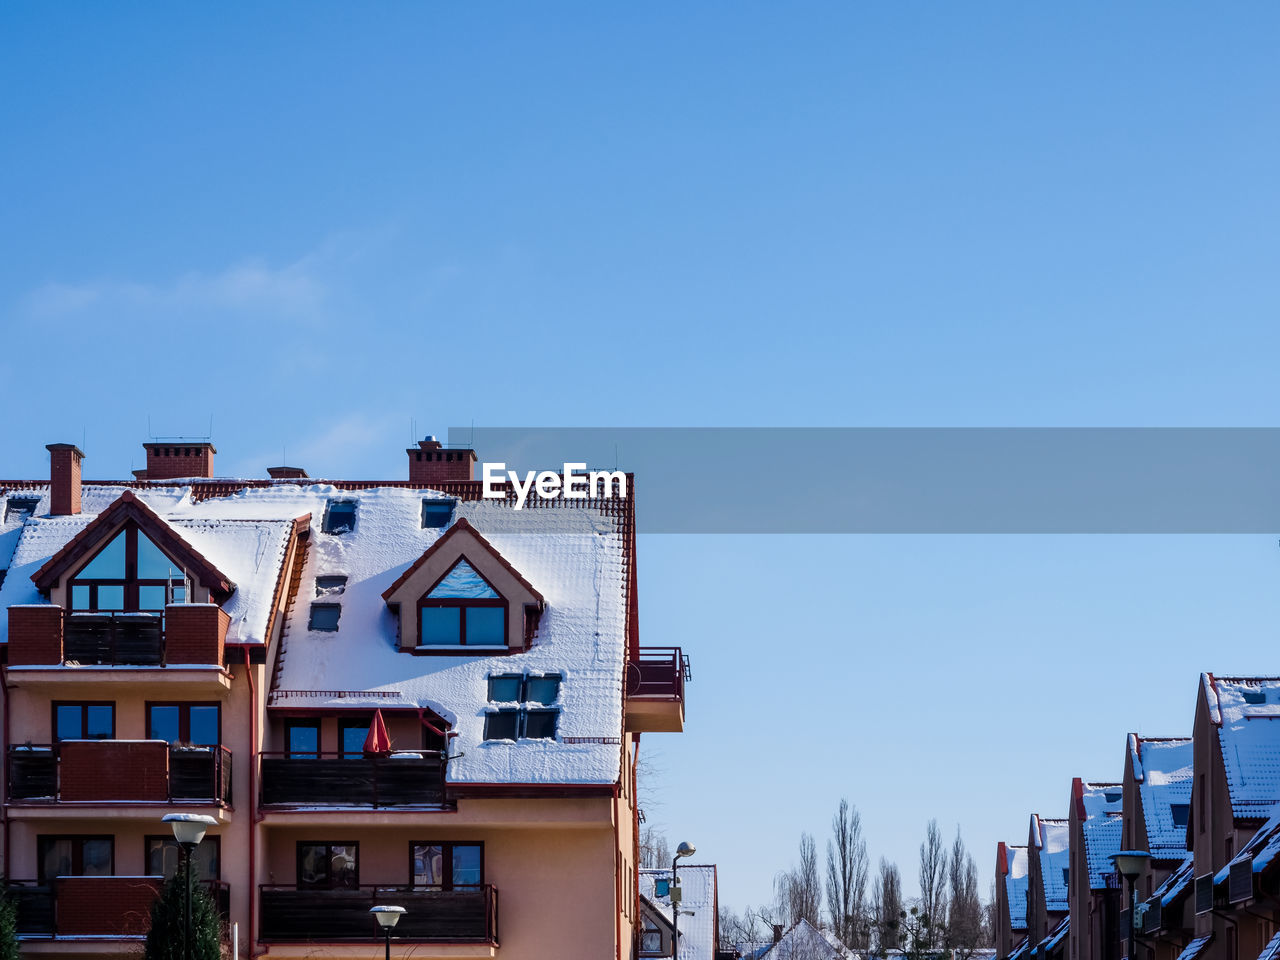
142;441;216;480
46;443;85;516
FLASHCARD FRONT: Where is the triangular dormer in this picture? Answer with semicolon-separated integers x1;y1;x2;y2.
32;489;235;610
382;518;544;655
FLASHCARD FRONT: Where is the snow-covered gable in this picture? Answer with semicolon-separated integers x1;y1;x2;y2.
1035;817;1070;911
1203;676;1280;820
1078;782;1124;890
1005;844;1029;930
761;919;854;960
639;865;717;960
1129;736;1193;858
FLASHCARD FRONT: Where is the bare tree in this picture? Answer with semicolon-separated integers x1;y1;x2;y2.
918;819;948;949
775;832;823;928
945;827;983;959
825;798;869;949
871;858;903;952
639;826;671;869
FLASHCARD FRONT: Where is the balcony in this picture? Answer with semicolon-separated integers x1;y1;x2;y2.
624;646;690;733
6;604;229;670
7;742;232;805
260;751;446;808
259;884;497;943
8;877;229;938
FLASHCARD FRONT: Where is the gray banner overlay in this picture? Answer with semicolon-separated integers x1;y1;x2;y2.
448;428;1280;533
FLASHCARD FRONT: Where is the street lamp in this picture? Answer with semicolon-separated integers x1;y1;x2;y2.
671;841;696;960
162;813;217;960
1111;850;1151;960
371;905;406;960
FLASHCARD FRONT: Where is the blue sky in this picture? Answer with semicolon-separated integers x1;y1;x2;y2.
3;3;1280;914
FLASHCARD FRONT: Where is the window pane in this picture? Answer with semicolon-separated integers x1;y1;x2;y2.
422;501;454;528
147;838;181;879
421;607;461;645
465;606;505;645
97;584;125;611
137;533;180;579
77;532;125;578
487;675;522;702
523;710;558;740
41;839;73;880
287;725;319;758
149;705;180;743
429;560;499;599
139;585;167;610
194;838;220;881
299;844;328;887
526;676;561;705
341;724;367;758
309;604;341;631
189;706;219;746
483;710;519;741
413;844;444;886
330;846;358;889
85;705;113;739
71;585;89;610
81;839;113;876
451;845;482;886
55;705;82;741
323;501;357;534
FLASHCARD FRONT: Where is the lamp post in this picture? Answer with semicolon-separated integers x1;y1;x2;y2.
371;905;406;960
1111;850;1151;960
671;841;696;960
162;813;218;960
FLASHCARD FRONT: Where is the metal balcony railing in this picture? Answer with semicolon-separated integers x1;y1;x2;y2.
259;750;446;807
626;646;690;699
64;612;163;665
6;743;232;805
259;883;497;943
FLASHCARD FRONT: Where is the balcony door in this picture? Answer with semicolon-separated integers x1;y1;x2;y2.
147;703;220;747
37;836;113;881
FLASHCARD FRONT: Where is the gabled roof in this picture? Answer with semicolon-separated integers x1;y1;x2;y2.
1215;799;1280;887
1201;675;1280;820
761;919;854;960
1073;780;1124;890
639;865;718;960
1031;815;1070;912
1000;843;1029;930
381;517;545;605
1128;735;1193;858
32;490;235;599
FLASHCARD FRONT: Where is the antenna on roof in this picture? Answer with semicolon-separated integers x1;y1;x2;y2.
471;419;475;448
148;415;153;439
208;413;213;440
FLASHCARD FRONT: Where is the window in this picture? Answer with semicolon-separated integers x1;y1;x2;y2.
285;720;321;759
1244;689;1267;705
297;842;358;889
147;703;220;746
309;603;341;631
338;717;370;758
38;836;113;880
1171;803;1190;827
421;500;455;528
54;702;114;741
1104;790;1122;803
1062;867;1070;886
5;496;39;522
322;500;357;535
483;674;561;740
67;522;187;613
418;559;506;647
410;842;482;888
640;915;667;956
146;836;220;882
315;576;347;597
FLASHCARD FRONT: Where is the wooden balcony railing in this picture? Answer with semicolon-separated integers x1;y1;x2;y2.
7;877;229;938
7;743;232;805
259;884;497;943
259;751;446;807
626;646;690;699
64;612;163;665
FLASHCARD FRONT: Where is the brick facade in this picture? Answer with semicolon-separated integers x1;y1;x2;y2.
58;740;170;801
165;603;229;665
55;876;163;936
407;438;476;483
7;604;63;665
142;442;216;480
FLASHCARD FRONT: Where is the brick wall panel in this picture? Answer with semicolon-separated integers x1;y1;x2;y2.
59;740;169;801
56;876;162;937
7;606;63;665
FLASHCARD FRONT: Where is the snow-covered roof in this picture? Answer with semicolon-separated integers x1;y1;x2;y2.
1037;916;1069;957
1152;854;1194;909
1202;676;1280;820
640;865;717;960
1033;816;1070;911
1007;936;1030;960
1004;844;1029;931
1215;800;1280;886
1128;735;1193;858
761;919;854;960
0;480;636;786
1173;934;1213;960
1258;929;1280;960
1076;782;1124;890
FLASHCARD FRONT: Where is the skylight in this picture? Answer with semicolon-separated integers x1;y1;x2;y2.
4;496;39;522
315;576;347;598
422;499;455;529
309;603;341;631
322;500;357;535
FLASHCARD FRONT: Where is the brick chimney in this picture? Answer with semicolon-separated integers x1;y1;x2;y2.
46;443;84;516
141;442;216;480
267;466;309;479
407;436;476;484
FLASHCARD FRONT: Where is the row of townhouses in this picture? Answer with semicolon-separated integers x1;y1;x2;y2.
995;676;1280;960
0;437;694;959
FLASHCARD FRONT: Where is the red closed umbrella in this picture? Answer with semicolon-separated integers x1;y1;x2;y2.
362;709;392;755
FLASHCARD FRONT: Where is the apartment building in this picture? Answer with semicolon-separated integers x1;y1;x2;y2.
0;438;689;959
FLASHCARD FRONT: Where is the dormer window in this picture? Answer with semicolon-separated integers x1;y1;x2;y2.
421;499;455;529
1244;689;1267;705
5;496;39;522
68;522;188;613
1171;803;1190;827
418;559;505;648
483;673;561;740
322;500;357;535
